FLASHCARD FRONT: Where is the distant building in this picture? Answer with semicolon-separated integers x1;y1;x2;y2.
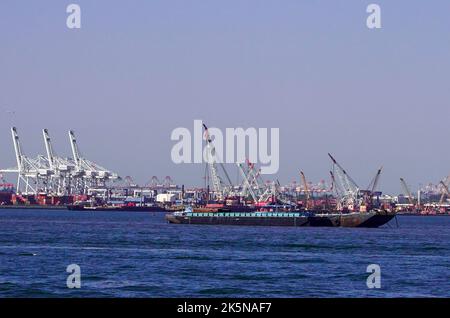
156;193;177;203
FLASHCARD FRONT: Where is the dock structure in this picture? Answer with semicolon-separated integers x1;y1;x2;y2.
0;127;119;196
0;124;448;215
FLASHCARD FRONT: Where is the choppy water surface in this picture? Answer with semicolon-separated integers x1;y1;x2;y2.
0;210;448;297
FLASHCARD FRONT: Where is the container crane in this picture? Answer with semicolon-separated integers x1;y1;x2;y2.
43;129;75;195
68;130;81;169
68;130;119;194
145;176;160;189
1;127;120;196
0;127;50;194
43;129;55;171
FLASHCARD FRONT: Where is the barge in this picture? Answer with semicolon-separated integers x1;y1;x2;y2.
67;203;167;212
165;209;396;228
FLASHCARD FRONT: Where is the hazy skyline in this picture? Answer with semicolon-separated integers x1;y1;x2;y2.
1;1;449;193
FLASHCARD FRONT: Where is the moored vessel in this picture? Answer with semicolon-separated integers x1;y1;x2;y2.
165;208;396;228
67;201;167;212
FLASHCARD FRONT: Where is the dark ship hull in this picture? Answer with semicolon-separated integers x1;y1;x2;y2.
166;210;396;228
67;205;167;212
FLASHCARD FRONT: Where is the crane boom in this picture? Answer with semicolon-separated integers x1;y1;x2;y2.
203;124;225;197
328;153;359;190
329;170;335;192
328;153;361;210
300;171;311;208
237;163;257;202
42;129;55;170
329;170;343;197
68;130;81;167
11;127;23;170
367;166;383;193
400;177;414;205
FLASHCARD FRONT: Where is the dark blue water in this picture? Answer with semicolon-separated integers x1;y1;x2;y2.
0;210;449;297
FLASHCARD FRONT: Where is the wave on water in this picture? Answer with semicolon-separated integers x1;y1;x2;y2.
1;211;449;297
18;252;38;256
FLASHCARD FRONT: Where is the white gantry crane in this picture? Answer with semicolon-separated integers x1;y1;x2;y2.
42;129;76;195
0;127;119;196
68;130;119;194
0;127;51;194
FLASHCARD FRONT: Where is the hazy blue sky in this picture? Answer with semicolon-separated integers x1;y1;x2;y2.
0;1;449;193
